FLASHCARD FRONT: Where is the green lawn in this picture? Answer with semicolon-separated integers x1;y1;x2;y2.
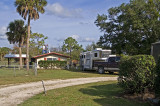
0;69;117;85
20;81;150;106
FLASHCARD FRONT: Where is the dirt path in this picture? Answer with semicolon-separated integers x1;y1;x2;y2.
0;77;117;106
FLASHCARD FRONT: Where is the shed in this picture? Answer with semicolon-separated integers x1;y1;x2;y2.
151;41;160;61
32;52;70;68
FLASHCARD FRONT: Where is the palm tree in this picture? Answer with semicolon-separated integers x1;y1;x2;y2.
6;20;27;68
15;0;47;71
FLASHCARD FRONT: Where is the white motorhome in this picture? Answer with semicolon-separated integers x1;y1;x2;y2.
80;48;114;70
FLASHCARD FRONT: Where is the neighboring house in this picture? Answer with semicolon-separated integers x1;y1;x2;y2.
151;41;160;62
32;52;70;68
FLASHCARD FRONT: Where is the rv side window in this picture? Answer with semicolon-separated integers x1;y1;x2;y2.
84;55;85;58
94;53;98;57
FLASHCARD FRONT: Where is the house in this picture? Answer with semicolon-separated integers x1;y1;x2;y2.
151;41;160;62
32;52;70;68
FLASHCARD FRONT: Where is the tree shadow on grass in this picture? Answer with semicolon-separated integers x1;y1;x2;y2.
79;83;150;106
66;69;118;76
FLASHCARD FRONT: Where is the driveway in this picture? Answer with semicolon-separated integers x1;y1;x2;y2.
0;77;117;106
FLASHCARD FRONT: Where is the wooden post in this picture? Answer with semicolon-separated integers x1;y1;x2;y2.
35;63;37;76
8;58;9;67
42;80;46;95
14;66;16;77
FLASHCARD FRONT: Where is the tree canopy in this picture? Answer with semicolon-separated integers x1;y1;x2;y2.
62;37;83;60
95;0;160;55
30;33;48;55
6;20;27;67
0;47;11;61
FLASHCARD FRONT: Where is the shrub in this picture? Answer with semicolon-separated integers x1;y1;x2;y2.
38;60;67;69
118;55;156;94
155;56;160;98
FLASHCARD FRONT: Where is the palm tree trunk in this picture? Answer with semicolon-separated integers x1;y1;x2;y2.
19;37;24;69
26;16;31;71
19;46;22;68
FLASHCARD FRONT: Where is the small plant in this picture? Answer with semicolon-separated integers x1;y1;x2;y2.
118;55;156;94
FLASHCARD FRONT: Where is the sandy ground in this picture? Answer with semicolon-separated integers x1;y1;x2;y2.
0;77;117;106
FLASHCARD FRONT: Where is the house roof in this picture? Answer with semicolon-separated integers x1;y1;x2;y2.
4;54;26;58
32;52;70;59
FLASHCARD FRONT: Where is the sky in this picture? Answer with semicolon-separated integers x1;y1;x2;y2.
0;0;130;49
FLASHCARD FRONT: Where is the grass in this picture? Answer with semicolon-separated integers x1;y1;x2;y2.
20;81;150;106
0;69;117;85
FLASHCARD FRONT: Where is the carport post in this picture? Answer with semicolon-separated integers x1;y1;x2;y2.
8;58;10;67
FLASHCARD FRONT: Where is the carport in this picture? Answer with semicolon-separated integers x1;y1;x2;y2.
4;54;26;66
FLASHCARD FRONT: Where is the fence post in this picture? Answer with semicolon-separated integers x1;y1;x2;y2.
14;65;16;77
34;63;37;76
42;80;46;95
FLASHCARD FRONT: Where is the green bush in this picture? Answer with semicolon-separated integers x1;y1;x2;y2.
155;56;160;97
118;55;156;94
38;60;67;69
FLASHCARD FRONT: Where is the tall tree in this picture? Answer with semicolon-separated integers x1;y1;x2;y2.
6;20;27;68
95;0;160;55
62;37;83;62
30;33;48;55
15;0;47;70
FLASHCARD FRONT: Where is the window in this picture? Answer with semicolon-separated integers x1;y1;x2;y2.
94;53;98;57
81;55;83;58
115;57;120;62
84;55;85;58
47;58;57;61
53;58;57;61
108;57;115;62
47;58;52;61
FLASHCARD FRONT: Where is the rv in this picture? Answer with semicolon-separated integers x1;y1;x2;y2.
80;48;114;71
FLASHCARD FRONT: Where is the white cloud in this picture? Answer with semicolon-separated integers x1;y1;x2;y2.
71;35;80;40
56;35;95;43
71;35;95;42
46;3;82;18
0;27;7;40
82;37;95;42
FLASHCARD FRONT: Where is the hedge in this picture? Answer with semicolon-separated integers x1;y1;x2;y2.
118;55;156;94
38;60;67;69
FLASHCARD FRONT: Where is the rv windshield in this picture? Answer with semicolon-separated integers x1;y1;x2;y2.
102;51;111;58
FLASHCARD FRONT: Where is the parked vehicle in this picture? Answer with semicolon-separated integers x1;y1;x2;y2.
80;48;120;74
94;56;121;74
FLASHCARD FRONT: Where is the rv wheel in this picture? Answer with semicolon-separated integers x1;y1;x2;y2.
98;67;104;74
